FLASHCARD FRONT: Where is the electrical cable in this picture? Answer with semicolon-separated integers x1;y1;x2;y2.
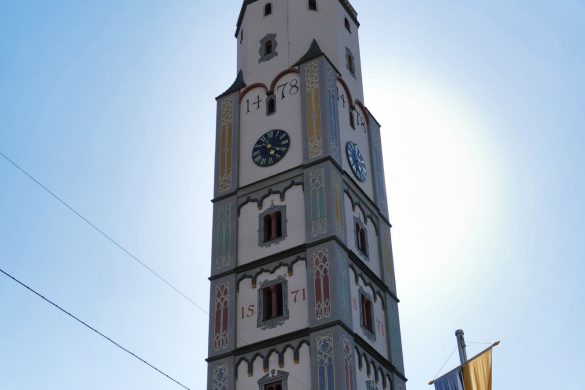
0;267;192;390
0;151;207;316
0;151;312;389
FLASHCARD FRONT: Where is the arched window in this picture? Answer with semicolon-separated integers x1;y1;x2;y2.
349;109;355;129
266;95;276;115
308;0;317;11
264;2;272;16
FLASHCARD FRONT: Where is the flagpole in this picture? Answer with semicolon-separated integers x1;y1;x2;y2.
456;329;468;364
428;340;500;385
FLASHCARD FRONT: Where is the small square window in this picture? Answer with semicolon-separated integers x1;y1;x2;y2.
308;0;318;11
264;3;273;16
259;33;278;63
259;205;287;246
257;277;289;329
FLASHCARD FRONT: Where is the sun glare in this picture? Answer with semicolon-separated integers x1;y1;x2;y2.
372;86;485;285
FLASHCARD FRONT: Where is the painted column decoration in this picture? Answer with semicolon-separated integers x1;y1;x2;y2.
212;364;228;390
327;65;340;161
344;339;354;390
214;282;230;351
218;97;234;193
333;173;345;238
306;61;323;159
216;203;232;270
317;335;335;390
310;168;327;236
339;254;351;321
313;249;332;320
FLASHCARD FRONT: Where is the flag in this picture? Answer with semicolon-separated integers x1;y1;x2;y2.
433;348;493;390
434;369;464;390
463;349;492;390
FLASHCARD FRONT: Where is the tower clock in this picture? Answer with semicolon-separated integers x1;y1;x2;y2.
207;1;407;389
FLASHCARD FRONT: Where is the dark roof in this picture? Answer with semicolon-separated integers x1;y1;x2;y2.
293;39;325;67
216;70;246;99
235;0;359;37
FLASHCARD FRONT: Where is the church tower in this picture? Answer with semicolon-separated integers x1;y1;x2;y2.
207;1;407;389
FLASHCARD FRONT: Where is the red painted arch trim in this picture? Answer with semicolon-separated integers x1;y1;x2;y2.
239;83;268;102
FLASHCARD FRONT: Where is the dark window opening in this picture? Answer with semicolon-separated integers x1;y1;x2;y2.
265;40;273;56
349;109;355;129
356;223;368;255
308;0;317;11
265;381;283;390
240;29;244;44
347;52;355;75
361;294;373;333
263;211;282;242
267;95;276;115
345;17;351;32
262;283;284;321
264;3;273;16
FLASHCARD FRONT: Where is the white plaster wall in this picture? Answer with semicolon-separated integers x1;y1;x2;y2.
349;269;389;358
239;72;303;187
236;262;309;347
337;81;374;199
344;193;381;277
238;186;306;266
238;0;292;89
236;344;311;390
238;0;365;102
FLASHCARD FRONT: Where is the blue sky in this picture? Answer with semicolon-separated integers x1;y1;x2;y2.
0;1;583;389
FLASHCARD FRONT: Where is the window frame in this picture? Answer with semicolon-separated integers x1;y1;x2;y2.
257;276;289;330
354;217;369;257
259;33;279;63
258;370;289;390
359;288;376;341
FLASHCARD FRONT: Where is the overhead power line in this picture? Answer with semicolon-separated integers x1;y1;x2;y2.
1;151;313;390
0;151;207;316
0;267;192;390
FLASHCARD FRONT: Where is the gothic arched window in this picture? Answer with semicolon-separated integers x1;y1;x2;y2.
266;95;276;115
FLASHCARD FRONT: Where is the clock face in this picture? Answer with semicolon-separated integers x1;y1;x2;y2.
252;129;290;167
346;142;367;182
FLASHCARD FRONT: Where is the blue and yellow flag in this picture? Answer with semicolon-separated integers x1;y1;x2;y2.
433;349;493;390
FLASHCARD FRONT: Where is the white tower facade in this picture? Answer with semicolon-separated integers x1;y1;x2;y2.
207;1;407;389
